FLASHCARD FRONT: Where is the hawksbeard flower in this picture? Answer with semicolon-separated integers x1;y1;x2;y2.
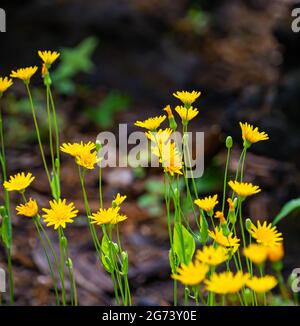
194;195;218;215
196;245;228;266
246;276;278;293
89;207;127;225
243;244;268;265
250;220;283;247
208;227;240;249
10;66;38;83
60;141;96;157
175;106;199;123
267;242;284;262
113;193;127;207
42;199;78;230
38;50;60;66
205;271;249;294
164;105;174;119
171;261;209;286
0;77;13;94
173;90;201;106
146;128;173;159
228;180;261;198
135;115;166;131
16;198;38;218
215;211;226;224
227;198;235;212
240;122;269;146
3;172;35;192
75;149;98;170
161;142;183;176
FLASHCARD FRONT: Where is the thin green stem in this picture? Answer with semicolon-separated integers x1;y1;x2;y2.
58;227;67;305
222;147;231;212
25;83;51;186
34;218;60;305
48;85;60;170
46;84;55;175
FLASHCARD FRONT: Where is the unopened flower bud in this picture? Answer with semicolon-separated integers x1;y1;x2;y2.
164;105;177;131
66;258;73;269
245;218;253;232
60;236;68;249
226;136;233;149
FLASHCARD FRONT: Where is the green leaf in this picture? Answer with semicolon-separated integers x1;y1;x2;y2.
1;214;11;248
84;91;130;128
121;251;129;275
52;36;99;95
169;249;179;273
51;172;61;200
200;212;208;245
173;223;195;264
273;198;300;225
101;234;114;273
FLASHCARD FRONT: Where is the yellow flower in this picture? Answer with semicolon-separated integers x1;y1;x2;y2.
205;271;248;294
75;150;98;169
10;66;38;83
60;141;96;157
0;77;13;94
267;243;284;262
38;50;60;66
171;261;209;286
250;220;283;247
89;207;127;225
42;199;78;229
243;244;268;265
194;195;218;215
227;198;235;212
196;246;228;266
163;105;174;118
214;211;226;224
3;172;35;192
146;128;173;158
113;193;127;206
175;106;199;123
208;228;240;249
246;276;277;293
161;142;183;176
240;122;269;145
16;198;38;218
135;115;166;131
228;180;261;198
173;90;201;106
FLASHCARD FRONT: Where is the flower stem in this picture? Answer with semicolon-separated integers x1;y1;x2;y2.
25;83;52;186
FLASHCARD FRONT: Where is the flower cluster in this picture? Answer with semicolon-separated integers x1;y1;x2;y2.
60;141;99;169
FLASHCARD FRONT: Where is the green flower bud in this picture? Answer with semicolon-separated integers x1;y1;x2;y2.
226;136;233;149
245;218;253;232
66;258;73;269
60;236;68;249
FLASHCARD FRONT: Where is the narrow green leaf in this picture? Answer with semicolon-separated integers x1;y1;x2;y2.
273;198;300;225
173;223;195;264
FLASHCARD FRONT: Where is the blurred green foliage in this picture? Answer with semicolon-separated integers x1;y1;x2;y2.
138;178;185;217
52;36;99;95
194;160;223;194
84;91;131;129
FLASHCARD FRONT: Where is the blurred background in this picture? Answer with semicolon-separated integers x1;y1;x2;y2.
0;0;300;305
